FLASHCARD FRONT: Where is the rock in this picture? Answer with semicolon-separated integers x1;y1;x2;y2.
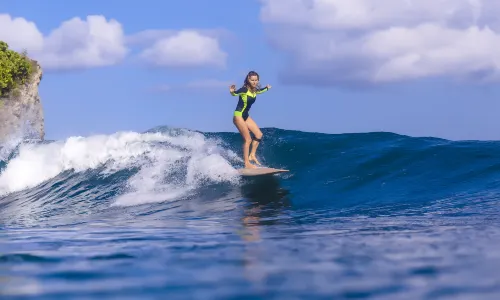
0;59;44;143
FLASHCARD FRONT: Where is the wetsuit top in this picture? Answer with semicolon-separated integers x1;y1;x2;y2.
231;86;269;120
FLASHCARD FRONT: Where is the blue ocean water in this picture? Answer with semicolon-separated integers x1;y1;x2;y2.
1;126;500;299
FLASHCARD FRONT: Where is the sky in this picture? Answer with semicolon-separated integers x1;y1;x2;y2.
2;0;500;141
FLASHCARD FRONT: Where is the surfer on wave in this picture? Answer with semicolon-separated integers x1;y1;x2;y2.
229;71;271;169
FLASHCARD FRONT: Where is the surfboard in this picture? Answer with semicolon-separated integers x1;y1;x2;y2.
237;167;289;177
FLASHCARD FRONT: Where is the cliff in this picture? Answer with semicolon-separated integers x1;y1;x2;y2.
0;43;44;143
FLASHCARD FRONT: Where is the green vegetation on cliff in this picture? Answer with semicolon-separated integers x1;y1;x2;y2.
0;41;33;97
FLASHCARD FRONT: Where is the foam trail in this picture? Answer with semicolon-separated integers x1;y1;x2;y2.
111;131;241;207
0;130;240;200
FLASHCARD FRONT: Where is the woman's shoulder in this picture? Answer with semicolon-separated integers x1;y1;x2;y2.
235;86;248;93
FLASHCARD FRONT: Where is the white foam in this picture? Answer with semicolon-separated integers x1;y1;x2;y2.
186;153;239;185
0;130;241;205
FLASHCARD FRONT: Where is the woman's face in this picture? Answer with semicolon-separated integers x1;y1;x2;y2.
248;75;259;87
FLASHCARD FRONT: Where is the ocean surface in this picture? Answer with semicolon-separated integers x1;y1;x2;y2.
1;126;500;299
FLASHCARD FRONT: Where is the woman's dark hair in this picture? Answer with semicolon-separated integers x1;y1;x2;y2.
243;70;261;92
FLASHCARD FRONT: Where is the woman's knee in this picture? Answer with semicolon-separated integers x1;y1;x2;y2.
240;131;252;144
252;131;263;142
243;135;252;144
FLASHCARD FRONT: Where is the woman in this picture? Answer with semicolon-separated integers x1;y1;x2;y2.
229;71;271;169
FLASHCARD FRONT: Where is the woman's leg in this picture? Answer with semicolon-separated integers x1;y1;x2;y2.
245;116;263;165
233;116;256;168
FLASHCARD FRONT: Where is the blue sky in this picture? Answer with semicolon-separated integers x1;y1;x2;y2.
2;0;500;141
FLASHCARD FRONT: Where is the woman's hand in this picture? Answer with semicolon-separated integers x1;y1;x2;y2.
229;84;236;93
266;84;272;89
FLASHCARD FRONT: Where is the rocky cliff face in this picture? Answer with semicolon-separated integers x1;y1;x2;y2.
0;60;44;143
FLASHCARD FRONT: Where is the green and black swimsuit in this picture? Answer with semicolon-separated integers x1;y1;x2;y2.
231;86;269;120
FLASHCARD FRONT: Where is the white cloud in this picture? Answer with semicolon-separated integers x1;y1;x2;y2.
0;14;127;71
138;30;227;68
0;14;44;52
0;14;230;71
126;28;232;46
259;0;500;86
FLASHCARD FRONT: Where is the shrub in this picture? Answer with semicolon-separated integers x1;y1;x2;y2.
0;41;33;97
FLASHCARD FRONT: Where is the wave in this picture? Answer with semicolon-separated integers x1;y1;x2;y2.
1;126;500;227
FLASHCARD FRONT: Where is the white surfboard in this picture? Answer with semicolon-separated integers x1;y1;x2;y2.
237;167;289;177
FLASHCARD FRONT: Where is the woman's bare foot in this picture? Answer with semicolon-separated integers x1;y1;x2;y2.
249;154;261;165
245;162;258;169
